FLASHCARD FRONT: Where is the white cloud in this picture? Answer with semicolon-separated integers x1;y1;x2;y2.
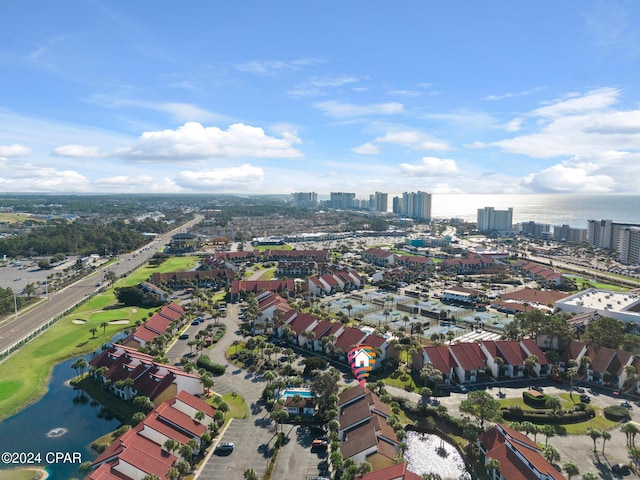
235;58;320;75
504;118;523;132
352;143;380;155
52;145;110;158
399;156;460;177
493;87;640;160
89;95;225;122
175;164;264;190
118;122;303;161
313;101;404;118
288;75;361;97
532;87;619;117
521;161;615;193
0;162;91;192
0;144;32;157
375;130;450;151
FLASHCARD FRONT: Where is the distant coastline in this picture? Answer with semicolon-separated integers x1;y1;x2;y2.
429;193;640;228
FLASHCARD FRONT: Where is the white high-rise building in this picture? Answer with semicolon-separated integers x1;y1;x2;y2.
477;207;513;232
587;219;613;249
396;191;431;220
292;192;318;208
369;192;388;212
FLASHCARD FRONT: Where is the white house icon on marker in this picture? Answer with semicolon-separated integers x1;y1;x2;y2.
354;349;372;368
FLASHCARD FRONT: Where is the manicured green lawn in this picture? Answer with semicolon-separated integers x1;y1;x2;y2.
252;245;293;251
498;394;618;435
222;392;249;419
0;256;200;420
256;268;276;280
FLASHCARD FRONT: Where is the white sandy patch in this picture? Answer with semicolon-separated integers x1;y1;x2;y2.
108;319;130;324
72;319;87;324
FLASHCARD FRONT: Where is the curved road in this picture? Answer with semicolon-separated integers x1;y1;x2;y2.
0;215;202;356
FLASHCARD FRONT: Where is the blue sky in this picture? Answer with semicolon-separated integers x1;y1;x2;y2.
1;1;640;198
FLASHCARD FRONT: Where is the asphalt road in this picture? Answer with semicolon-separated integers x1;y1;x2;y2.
0;215;202;356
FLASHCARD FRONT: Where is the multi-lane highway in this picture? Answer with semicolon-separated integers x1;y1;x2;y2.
0;215;202;356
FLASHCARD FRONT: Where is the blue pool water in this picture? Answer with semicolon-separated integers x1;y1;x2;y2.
282;389;314;399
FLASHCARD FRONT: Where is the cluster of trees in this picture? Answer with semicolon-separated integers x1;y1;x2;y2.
0;218;166;257
0;287;29;315
114;285;163;308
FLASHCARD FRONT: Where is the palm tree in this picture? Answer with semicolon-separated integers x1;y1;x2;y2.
541;424;555;445
71;358;88;378
89;327;98;338
545;397;562;416
582;473;598;480
562;461;579;480
566;367;578;399
100;322;109;335
243;469;259;480
622;422;639;447
200;372;214;396
586;427;601;453
542;444;560;464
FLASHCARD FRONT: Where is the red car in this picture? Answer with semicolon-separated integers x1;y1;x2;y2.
613;389;621;396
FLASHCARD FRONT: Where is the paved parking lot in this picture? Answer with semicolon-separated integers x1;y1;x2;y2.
271;425;330;480
197;414;279;480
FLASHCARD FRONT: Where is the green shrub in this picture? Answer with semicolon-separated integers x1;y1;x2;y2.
196;355;226;375
522;391;551;408
501;407;594;425
603;405;630;422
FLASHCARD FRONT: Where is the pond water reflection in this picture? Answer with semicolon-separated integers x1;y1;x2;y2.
0;355;120;479
404;431;472;480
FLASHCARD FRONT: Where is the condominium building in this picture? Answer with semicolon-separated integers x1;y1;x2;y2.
619;227;640;265
553;224;587;243
519;221;551;239
587;219;613;249
393;191;431;220
477;207;513;233
587;219;640;264
369;192;388;213
292;192;318;208
330;192;356;210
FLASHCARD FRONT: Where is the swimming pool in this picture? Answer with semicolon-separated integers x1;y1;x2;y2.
280;388;315;399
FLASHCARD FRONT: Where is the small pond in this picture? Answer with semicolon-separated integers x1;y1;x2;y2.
404;431;472;480
0;354;121;479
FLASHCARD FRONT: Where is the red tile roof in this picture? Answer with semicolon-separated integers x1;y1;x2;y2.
449;342;486;371
335;327;368;352
423;345;457;373
355;462;422;480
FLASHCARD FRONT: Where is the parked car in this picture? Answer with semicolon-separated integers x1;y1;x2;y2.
456;385;468;393
621;401;632;409
529;385;543;392
613;389;621;396
579;394;590;403
215;442;234;454
179;333;190;340
311;439;328;449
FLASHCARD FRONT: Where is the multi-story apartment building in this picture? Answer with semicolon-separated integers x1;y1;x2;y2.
329;192;356;209
619;226;640;265
553;224;587;243
292;192;318;208
392;191;431;220
587;219;640;264
519;221;551;239
368;192;388;213
477;207;513;233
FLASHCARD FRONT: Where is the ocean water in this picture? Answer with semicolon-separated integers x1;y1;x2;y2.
430;194;640;228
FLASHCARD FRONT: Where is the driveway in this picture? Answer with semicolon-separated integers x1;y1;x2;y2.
271;425;330;480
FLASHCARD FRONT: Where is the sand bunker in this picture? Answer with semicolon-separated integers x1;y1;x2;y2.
72;319;87;324
109;319;130;325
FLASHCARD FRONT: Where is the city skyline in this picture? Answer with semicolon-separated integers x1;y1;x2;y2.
1;1;640;195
